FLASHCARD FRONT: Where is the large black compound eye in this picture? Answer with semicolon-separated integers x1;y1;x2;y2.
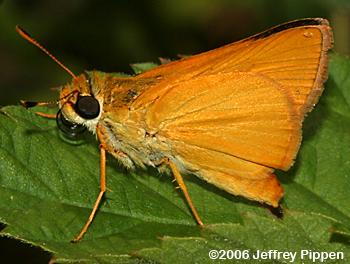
56;110;86;139
74;95;100;119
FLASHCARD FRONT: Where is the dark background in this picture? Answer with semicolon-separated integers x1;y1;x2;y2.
0;0;350;263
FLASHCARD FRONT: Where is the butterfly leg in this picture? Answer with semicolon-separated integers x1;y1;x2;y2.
70;125;107;242
71;124;128;242
71;144;106;242
161;158;203;226
35;112;56;119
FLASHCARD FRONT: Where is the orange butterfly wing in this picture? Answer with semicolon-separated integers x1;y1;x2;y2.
130;18;332;206
135;18;332;118
145;72;300;170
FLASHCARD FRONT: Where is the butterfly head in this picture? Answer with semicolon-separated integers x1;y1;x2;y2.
57;73;102;137
15;26;103;138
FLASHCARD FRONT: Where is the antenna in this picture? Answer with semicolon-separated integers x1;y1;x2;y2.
16;25;77;79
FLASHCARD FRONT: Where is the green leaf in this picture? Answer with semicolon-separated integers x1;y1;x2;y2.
130;62;159;74
1;54;350;263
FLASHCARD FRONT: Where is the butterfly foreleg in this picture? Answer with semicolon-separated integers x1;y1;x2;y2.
71;124;111;242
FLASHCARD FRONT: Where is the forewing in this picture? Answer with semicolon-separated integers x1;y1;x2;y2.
134;18;332;118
